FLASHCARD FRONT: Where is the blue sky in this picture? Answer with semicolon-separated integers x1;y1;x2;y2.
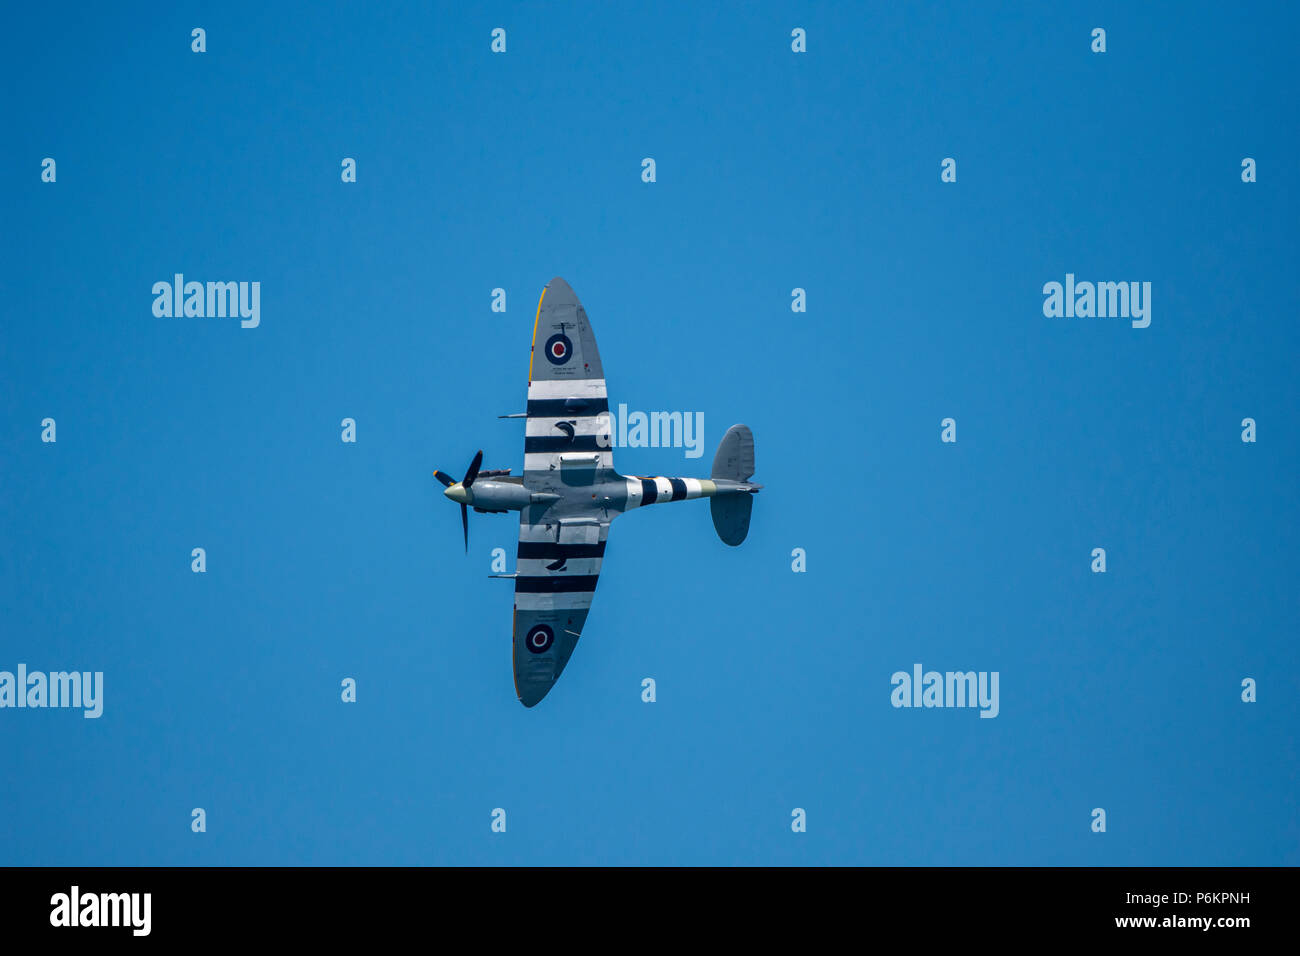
2;1;1297;865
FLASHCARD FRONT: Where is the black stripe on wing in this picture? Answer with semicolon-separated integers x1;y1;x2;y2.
517;542;607;560
527;398;609;418
515;575;601;593
524;435;607;454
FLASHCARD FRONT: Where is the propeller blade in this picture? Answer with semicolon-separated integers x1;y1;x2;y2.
461;503;469;552
432;469;454;488
462;449;483;488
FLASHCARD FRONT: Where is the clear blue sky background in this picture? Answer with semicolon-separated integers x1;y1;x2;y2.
3;1;1296;865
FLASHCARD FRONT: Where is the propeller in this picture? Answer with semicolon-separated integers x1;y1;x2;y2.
434;450;483;553
462;449;483;488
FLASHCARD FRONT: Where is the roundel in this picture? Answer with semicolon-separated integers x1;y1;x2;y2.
544;333;573;365
525;624;555;654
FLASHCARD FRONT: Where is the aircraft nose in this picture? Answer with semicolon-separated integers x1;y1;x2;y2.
445;483;468;504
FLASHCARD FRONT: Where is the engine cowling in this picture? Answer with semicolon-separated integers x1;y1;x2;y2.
464;480;533;513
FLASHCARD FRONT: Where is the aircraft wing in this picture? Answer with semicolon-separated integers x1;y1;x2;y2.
513;515;609;707
513;277;614;706
523;277;612;475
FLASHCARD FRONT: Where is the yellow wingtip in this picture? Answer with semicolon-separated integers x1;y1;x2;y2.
528;284;547;385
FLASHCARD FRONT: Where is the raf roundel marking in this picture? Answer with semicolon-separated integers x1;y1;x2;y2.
526;624;555;654
544;332;573;365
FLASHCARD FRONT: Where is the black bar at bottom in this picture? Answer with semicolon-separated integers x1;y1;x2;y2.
0;866;1284;943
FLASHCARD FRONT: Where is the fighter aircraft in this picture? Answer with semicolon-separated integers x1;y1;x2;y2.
433;277;760;707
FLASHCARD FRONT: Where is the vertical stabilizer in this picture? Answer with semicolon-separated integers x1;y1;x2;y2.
710;424;756;545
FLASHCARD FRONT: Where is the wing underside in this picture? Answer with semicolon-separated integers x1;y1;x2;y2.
513;515;609;706
512;277;614;707
524;277;613;476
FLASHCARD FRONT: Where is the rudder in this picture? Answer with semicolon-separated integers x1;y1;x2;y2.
711;424;755;481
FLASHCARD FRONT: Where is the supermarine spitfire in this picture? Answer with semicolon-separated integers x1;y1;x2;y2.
434;278;761;707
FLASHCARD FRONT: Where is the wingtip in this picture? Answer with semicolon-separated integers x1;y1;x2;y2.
517;688;548;708
515;676;555;709
545;276;577;301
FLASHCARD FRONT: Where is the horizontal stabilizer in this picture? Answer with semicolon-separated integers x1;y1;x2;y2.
710;494;753;546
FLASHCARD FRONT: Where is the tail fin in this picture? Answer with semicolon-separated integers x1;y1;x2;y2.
711;424;754;482
710;424;756;546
